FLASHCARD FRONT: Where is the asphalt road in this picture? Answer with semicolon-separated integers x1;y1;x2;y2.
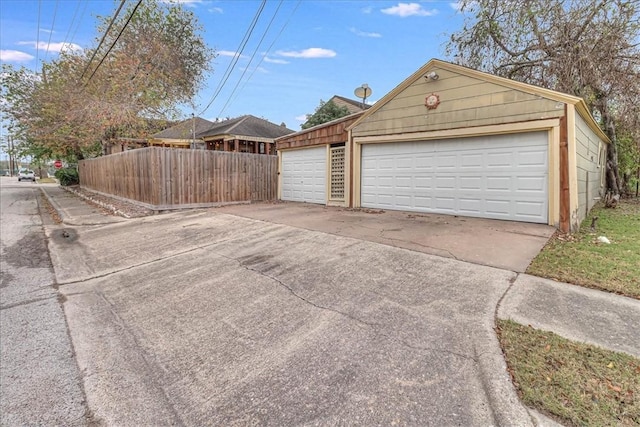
0;179;88;426
44;205;531;425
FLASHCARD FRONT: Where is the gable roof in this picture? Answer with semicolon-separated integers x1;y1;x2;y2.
347;58;609;142
198;115;295;140
329;95;372;114
152;117;215;140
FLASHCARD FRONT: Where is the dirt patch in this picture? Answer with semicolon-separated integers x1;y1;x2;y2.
50;228;80;245
5;231;53;269
0;271;14;288
39;192;63;224
65;186;154;218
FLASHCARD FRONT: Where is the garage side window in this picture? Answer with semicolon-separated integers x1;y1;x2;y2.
599;142;607;187
330;145;345;200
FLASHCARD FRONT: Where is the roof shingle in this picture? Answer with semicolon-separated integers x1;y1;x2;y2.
197;115;295;139
153;117;216;140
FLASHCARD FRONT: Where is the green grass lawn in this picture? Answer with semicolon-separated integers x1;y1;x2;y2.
498;320;640;426
509;198;640;425
527;198;640;299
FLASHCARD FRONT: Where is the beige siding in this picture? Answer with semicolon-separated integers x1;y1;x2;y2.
352;67;564;137
575;113;606;223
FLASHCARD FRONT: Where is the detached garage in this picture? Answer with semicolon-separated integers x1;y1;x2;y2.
277;59;609;233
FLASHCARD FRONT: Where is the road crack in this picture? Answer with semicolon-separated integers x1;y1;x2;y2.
223;252;477;362
0;295;58;310
55;238;236;287
220;252;379;330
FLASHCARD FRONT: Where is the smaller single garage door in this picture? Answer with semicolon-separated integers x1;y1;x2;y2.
361;132;548;223
281;146;326;204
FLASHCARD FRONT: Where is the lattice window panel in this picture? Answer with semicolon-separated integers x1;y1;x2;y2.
330;146;345;200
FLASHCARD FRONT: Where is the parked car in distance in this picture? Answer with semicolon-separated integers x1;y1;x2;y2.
18;169;36;182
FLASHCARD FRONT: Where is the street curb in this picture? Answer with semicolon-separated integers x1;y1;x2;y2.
64;186;132;219
39;187;71;225
474;318;535;426
499;274;640;359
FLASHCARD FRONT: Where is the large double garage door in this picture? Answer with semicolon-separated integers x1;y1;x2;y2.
361;132;549;223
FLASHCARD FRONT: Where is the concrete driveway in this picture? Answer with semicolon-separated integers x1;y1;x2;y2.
46;209;533;426
214;202;556;272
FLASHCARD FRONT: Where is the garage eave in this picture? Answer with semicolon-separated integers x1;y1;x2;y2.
346;59;609;144
276;111;365;143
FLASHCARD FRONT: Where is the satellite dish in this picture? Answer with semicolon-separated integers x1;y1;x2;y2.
354;84;372;108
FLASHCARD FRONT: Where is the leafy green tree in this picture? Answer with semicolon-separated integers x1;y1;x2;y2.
301;100;351;129
446;0;640;200
1;0;214;160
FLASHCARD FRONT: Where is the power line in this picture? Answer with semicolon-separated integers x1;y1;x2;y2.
34;0;41;73
84;0;143;84
217;0;284;117
80;0;127;80
61;0;83;52
198;0;267;116
225;0;301;114
68;0;88;47
43;0;59;63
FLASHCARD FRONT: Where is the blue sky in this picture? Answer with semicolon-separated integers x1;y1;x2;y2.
0;0;466;132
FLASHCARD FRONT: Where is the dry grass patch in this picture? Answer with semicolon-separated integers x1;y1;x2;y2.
37;177;57;183
498;319;640;426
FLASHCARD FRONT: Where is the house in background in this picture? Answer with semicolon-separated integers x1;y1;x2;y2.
148;115;294;155
199;115;294;155
276;59;609;233
149;117;216;149
328;95;372;114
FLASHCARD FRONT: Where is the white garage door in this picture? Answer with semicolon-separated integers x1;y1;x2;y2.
281;146;327;204
361;132;548;223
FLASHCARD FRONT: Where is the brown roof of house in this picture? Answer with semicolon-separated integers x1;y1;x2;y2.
197;115;295;139
152;117;216;140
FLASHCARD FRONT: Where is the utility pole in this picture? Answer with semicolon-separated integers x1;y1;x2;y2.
8;135;15;176
192;113;195;149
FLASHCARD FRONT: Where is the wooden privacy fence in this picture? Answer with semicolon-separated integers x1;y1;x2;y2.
78;147;278;210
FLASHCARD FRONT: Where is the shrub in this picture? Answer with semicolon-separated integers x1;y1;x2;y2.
54;167;79;186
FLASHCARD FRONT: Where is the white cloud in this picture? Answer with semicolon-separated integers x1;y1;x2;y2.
361;6;373;14
0;50;34;62
218;50;247;59
264;57;289;64
295;114;307;122
159;0;203;6
276;48;336;59
17;41;82;53
209;7;223;13
381;3;438;17
240;66;268;74
350;27;382;38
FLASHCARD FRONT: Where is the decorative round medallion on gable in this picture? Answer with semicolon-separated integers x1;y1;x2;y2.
425;93;440;110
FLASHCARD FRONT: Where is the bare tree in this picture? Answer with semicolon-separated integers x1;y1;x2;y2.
446;0;640;201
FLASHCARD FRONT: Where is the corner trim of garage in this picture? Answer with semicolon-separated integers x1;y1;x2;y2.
559;108;570;233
